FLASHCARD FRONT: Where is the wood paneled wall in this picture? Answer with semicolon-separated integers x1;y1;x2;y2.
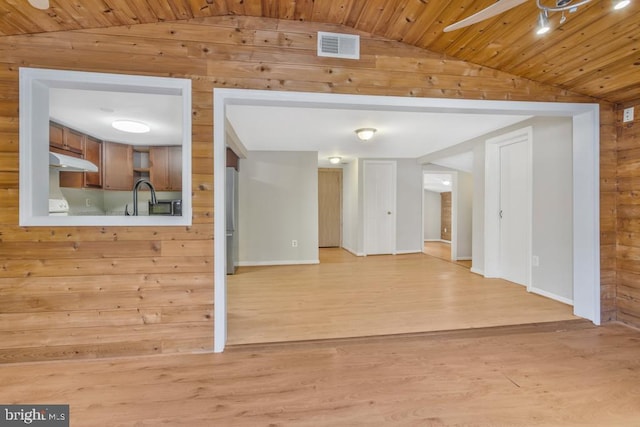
616;100;640;326
0;15;617;363
440;192;452;242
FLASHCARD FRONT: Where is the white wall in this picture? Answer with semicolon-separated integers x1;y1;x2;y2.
342;160;360;255
456;171;474;259
423;190;441;241
395;159;424;253
238;151;319;265
471;142;485;274
531;117;573;301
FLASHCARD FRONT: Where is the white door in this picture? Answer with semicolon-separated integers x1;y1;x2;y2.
499;141;530;286
364;161;396;255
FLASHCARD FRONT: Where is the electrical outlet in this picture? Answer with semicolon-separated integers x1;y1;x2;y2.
623;107;635;123
85;198;92;207
291;240;298;248
532;255;539;267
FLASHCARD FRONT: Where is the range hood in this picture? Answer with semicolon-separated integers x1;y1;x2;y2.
49;151;98;172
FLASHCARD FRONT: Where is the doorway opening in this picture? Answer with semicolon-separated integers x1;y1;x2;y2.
213;89;600;352
422;171;456;262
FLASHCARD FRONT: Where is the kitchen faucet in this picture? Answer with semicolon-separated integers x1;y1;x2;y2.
127;178;158;216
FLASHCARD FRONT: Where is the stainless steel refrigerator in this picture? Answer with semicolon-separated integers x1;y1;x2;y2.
226;167;239;275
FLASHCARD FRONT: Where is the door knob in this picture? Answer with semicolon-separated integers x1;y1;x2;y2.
387;211;392;215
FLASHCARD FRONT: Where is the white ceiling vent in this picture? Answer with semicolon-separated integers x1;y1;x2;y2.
317;32;360;60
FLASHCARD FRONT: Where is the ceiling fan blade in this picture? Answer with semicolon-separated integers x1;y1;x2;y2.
27;0;50;10
444;0;529;32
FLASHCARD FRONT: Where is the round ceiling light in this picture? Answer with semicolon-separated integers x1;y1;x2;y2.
27;0;49;10
112;120;151;133
329;156;342;164
355;128;377;142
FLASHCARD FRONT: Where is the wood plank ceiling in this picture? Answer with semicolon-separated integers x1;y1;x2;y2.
0;0;638;104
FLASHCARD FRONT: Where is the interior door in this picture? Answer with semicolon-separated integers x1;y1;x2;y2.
318;168;342;247
499;141;529;286
364;161;396;255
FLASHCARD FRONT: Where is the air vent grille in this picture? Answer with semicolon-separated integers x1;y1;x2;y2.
317;32;360;60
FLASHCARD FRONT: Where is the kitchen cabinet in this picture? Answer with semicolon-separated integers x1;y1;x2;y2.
50;121;83;155
103;141;134;190
150;146;182;191
102;144;181;192
133;147;150;182
52;122;102;189
84;136;102;188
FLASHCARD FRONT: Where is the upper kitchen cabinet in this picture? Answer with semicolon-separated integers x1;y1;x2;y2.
84;136;102;188
150;146;182;191
103;141;134;191
49;121;83;155
52;121;103;189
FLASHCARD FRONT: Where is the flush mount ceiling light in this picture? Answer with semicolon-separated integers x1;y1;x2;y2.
27;0;49;9
112;120;151;134
329;156;342;164
355;128;377;142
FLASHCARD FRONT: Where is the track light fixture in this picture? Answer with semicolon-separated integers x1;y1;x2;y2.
536;11;551;35
613;0;631;9
534;0;631;34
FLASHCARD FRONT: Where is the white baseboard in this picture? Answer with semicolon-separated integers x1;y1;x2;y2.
341;246;365;257
396;249;422;255
456;256;472;261
470;267;484;276
530;287;573;306
238;259;320;267
424;239;450;243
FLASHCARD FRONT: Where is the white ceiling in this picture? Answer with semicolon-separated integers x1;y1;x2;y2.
431;151;474;173
423;173;453;193
226;104;530;167
49;88;183;146
49;88;530;170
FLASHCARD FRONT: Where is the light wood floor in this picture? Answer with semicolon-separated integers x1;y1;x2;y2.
424;240;472;268
227;248;576;345
2;322;640;426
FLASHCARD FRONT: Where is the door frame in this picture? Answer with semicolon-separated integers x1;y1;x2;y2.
363;160;397;256
484;127;533;290
213;89;600;353
421;170;458;261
